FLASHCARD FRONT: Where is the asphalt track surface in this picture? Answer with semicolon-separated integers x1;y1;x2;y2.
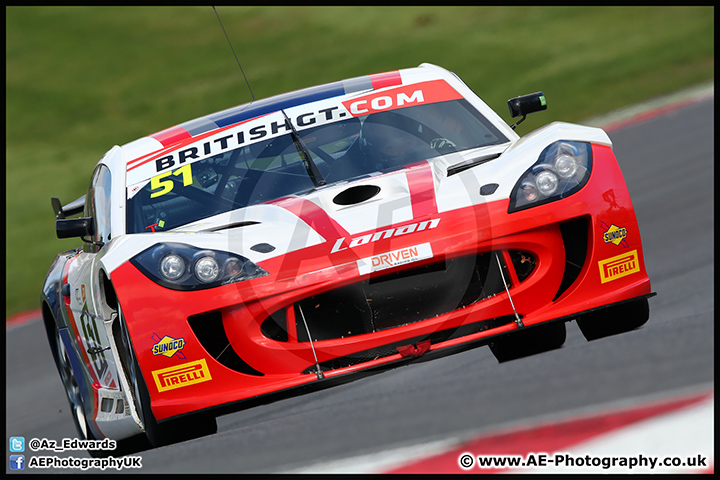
5;97;713;474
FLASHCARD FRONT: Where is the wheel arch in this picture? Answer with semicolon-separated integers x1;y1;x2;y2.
42;300;63;371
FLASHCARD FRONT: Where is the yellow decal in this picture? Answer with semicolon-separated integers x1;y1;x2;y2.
150;164;193;198
598;249;640;283
602;224;628;246
152;335;186;358
152;359;211;392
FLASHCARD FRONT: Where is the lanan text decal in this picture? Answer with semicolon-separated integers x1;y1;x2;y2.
331;218;440;254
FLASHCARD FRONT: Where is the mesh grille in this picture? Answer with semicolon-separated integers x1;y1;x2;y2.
295;250;510;342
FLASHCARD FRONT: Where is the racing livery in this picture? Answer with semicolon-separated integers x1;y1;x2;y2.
42;63;654;449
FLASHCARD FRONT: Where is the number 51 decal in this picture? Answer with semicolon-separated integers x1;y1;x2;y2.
151;164;193;198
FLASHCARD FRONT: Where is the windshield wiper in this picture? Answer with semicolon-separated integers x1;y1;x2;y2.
281;110;326;188
446;152;502;176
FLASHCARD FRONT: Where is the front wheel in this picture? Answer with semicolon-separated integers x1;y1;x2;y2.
51;320;150;456
114;307;217;448
576;298;649;341
53;324;96;441
489;320;567;363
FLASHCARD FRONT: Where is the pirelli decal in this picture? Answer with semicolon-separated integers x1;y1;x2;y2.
598;250;640;284
152;359;211;392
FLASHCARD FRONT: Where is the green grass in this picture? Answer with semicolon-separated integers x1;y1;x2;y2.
5;6;714;318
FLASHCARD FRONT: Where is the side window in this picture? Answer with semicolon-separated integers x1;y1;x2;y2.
84;165;112;252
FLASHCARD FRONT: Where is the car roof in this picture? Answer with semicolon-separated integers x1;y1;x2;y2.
98;63;518;237
102;62;518;192
107;64;452;169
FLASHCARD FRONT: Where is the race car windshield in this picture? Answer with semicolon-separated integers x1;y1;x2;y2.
126;98;507;233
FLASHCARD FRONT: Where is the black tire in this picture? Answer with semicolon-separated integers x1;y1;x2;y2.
50;319;151;457
52;324;96;441
489;320;567;363
576;298;649;341
115;307;217;448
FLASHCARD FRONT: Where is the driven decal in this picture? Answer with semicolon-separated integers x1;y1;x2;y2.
598;249;640;283
357;242;433;275
342;79;462;117
151;333;186;359
152;359;211;392
601;221;629;247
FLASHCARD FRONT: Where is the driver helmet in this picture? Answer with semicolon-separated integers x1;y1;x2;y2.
361;112;425;169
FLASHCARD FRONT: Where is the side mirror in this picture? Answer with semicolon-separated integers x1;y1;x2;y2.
50;195;86;219
507;92;547;129
51;197;65;219
56;217;94;239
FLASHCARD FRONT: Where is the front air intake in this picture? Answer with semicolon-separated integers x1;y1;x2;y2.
188;311;264;376
293;250;510;342
553;217;589;301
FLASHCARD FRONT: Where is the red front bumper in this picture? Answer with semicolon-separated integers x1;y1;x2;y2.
111;144;651;421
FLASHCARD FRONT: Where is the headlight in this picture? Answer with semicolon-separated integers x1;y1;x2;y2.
554;152;578;179
131;243;269;290
194;255;220;283
160;253;185;281
509;141;592;213
535;170;559;196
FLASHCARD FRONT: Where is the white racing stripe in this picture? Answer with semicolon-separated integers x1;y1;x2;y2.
285;388;714;474
289;438;460;474
512;395;714;473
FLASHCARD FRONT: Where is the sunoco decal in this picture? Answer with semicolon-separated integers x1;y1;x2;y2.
357;242;433;275
151;333;186;359
152;359;211;392
598;249;640;283
601;221;628;247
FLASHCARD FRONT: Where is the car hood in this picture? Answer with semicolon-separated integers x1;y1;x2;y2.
100;143;525;275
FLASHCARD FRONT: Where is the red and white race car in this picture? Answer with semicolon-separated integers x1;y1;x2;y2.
42;63;654;450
